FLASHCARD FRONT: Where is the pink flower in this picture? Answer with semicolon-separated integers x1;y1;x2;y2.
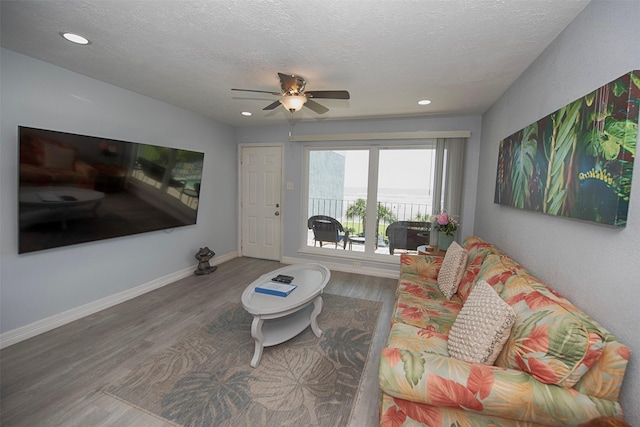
436;212;449;225
432;211;459;236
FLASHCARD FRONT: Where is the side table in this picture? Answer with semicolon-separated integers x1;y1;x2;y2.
417;245;446;257
347;236;366;250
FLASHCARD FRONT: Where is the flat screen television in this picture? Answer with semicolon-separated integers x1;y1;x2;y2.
18;126;205;254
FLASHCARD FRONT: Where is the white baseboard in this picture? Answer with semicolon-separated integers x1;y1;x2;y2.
281;255;400;279
0;251;238;349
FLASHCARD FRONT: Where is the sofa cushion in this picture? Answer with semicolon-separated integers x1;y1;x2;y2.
448;280;515;364
496;275;605;388
400;253;441;279
495;267;628;397
386;322;449;356
462;236;504;261
393;292;462;333
398;275;442;300
456;254;483;303
473;253;522;296
436;241;468;299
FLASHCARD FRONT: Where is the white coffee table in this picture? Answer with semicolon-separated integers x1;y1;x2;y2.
19;186;105;229
241;263;331;368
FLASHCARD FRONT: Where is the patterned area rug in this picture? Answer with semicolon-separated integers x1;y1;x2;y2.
104;293;382;427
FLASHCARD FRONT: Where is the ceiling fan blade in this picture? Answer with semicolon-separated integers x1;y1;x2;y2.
231;88;281;95
263;100;282;110
304;99;329;114
304;90;350;100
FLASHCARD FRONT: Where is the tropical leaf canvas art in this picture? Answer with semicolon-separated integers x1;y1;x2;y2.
495;70;639;227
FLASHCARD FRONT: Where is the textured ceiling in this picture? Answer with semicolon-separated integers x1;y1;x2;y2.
0;0;590;127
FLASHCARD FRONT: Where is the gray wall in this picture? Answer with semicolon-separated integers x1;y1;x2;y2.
0;48;238;334
237;115;482;272
475;0;639;423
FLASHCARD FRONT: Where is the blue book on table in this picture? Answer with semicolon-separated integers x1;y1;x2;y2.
255;281;297;297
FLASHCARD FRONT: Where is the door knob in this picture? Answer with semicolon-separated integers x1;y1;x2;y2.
275;212;280;216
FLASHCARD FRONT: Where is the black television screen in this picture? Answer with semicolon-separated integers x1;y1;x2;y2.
18;126;205;254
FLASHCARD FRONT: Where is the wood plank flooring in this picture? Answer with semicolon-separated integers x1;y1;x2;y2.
0;257;398;427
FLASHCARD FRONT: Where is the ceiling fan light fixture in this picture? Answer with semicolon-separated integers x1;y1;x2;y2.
279;95;307;113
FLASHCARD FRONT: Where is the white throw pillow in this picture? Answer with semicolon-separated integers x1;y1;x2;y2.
436;241;468;299
448;280;515;365
43;142;75;170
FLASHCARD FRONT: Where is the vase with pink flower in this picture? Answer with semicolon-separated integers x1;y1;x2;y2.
431;211;459;251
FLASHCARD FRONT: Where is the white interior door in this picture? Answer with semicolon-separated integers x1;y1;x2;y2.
241;146;282;260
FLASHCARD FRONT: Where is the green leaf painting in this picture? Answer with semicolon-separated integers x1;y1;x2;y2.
495;70;640;227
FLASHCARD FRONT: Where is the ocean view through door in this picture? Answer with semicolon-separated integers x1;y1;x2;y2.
306;146;438;257
241;146;282;260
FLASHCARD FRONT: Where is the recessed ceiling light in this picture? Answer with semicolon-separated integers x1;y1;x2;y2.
241;111;252;116
418;99;432;105
61;32;90;45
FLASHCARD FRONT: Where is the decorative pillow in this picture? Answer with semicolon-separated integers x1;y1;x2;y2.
43;142;75;170
20;137;47;166
448;280;515;365
436;241;468;299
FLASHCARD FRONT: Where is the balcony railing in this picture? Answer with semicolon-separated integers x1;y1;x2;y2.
309;197;433;236
307;198;434;256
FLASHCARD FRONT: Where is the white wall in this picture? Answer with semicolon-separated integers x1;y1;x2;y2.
237;115;482;273
0;49;238;337
475;1;640;423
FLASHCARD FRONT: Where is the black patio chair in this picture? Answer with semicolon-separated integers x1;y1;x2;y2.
385;221;430;255
307;215;349;249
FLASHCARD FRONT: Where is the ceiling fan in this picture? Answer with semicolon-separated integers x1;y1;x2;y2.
231;73;350;114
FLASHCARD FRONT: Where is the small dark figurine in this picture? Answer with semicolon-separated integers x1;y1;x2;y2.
194;247;217;275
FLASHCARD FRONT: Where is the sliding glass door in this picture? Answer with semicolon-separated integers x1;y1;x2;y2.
305;139;465;258
307;149;369;251
376;147;436;255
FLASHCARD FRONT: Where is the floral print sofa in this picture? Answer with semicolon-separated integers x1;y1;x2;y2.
20;134;98;189
379;236;630;426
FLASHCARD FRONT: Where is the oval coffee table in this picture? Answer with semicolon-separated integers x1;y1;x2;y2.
19;186;105;229
241;263;331;368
